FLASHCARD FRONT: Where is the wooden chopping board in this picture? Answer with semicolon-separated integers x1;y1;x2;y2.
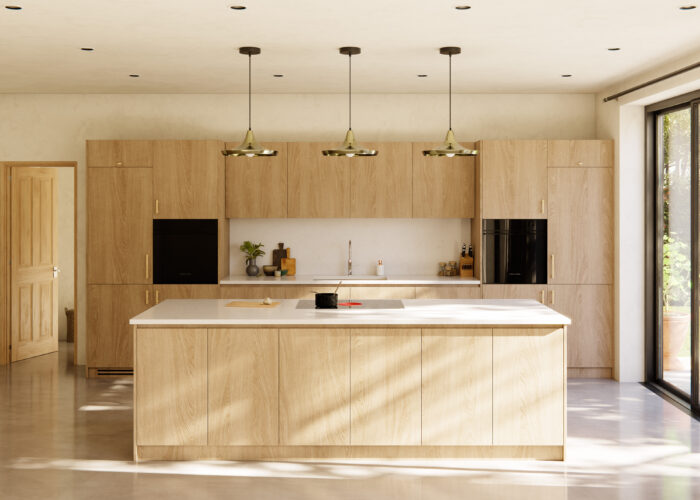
226;301;280;308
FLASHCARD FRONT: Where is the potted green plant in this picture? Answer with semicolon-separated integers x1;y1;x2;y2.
240;241;265;277
662;233;691;370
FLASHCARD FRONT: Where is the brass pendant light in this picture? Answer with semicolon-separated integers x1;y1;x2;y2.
222;47;277;157
322;47;377;157
423;47;477;157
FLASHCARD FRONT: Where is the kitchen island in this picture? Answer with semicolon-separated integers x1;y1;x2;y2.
130;299;570;461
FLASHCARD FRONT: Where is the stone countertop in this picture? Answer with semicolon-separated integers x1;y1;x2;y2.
130;298;571;327
219;274;481;286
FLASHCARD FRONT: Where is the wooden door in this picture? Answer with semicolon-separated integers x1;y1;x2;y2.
10;167;58;361
86;140;153;168
412;142;475;218
87;168;152;284
350;143;412;217
225;142;287;218
547;140;613;168
135;328;208;445
548;168;613;284
422;328;492;445
87;285;152;368
482;285;548;304
288;142;350;218
350;329;421;445
548;284;613;369
153;140;224;219
493;328;565;446
480;140;548;219
279;328;350;445
208;328;279;445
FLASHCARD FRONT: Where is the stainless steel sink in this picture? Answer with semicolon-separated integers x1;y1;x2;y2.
313;275;388;280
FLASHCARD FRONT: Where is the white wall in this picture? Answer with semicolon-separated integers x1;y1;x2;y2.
55;168;75;341
0;92;597;364
596;54;700;382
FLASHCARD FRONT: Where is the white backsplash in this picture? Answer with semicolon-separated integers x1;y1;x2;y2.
229;218;472;276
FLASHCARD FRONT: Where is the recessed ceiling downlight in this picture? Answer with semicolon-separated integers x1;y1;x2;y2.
679;5;696;10
81;47;94;51
129;74;140;78
230;5;246;9
607;47;621;51
273;74;284;77
455;5;471;9
417;74;428;77
5;5;22;9
561;74;572;78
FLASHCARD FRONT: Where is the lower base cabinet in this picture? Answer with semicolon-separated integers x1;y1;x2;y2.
135;328;208;446
493;328;565;446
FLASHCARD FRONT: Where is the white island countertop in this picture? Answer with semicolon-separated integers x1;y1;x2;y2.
220;274;480;286
130;299;570;327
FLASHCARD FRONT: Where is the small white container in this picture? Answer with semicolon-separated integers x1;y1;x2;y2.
376;259;384;276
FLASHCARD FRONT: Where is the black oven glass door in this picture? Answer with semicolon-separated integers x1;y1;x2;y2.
153;219;218;284
482;219;547;284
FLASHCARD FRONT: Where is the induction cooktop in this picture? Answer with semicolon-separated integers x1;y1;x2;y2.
296;299;405;310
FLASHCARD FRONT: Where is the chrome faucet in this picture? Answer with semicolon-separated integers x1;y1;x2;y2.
347;240;352;276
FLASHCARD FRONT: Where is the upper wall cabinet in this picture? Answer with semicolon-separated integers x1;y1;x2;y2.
480;140;547;219
350;142;412;218
86;140;153;168
412;142;475;218
288;142;351;218
547;140;613;168
225;142;288;218
87;168;153;284
153;140;224;219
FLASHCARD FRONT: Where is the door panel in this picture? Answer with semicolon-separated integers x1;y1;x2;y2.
547;140;613;168
11;167;58;361
482;284;548;303
87;140;153;168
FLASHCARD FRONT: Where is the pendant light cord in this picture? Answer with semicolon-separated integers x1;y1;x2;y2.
348;53;352;131
448;53;452;131
248;53;252;131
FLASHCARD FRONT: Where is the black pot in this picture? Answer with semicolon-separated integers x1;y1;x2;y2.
315;293;338;309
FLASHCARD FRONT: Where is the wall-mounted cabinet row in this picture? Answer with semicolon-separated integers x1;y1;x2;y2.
135;327;565;447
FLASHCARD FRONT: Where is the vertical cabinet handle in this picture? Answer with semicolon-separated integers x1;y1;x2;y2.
540;290;545;304
550;290;555;305
145;290;150;305
145;253;150;280
550;254;555;279
155;199;159;215
155;290;160;304
541;199;545;214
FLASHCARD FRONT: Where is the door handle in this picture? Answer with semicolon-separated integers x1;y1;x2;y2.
550;290;555;305
155;290;160;304
145;253;150;280
541;199;545;214
53;266;61;278
550;254;555;279
145;289;150;305
540;290;545;304
155;199;159;215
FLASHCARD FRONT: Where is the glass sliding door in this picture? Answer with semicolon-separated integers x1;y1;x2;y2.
648;91;700;413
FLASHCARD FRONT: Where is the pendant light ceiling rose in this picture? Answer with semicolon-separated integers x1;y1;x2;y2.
222;45;277;157
322;46;377;157
422;46;477;157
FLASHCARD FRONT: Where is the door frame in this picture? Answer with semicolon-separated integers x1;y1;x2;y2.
0;161;78;365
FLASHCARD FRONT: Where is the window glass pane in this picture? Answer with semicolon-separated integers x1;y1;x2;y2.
659;107;692;395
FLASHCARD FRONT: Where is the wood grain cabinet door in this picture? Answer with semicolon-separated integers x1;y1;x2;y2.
86;140;153;168
208;329;279;445
288;142;350;218
87;284;152;368
135;328;208;446
350;329;421;445
152;285;220;304
412;142;475;218
548;167;613;284
548;284;613;369
493;328;565;446
153;140;224;219
279;328;350;445
547;140;613;168
225;142;287;218
480;140;547;219
422;329;492;445
482;285;548;304
87;167;152;284
350;142;412;218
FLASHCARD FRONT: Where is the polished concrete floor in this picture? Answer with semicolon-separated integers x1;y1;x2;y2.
1;343;699;500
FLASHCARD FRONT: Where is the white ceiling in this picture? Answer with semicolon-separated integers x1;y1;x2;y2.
0;0;698;94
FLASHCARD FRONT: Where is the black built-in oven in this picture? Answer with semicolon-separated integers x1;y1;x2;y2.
153;219;218;284
482;219;547;284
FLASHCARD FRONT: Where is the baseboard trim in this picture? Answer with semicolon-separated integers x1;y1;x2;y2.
568;367;612;379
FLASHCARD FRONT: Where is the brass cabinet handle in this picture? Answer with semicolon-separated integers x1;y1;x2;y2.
155;199;159;215
145;289;150;305
550;290;555;305
540;290;545;304
550;254;555;279
155;290;160;304
145;253;150;280
541;199;545;214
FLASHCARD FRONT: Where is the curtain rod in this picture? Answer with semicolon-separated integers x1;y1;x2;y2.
602;61;700;102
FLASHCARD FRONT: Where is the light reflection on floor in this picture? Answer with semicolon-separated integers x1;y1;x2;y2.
1;343;699;500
